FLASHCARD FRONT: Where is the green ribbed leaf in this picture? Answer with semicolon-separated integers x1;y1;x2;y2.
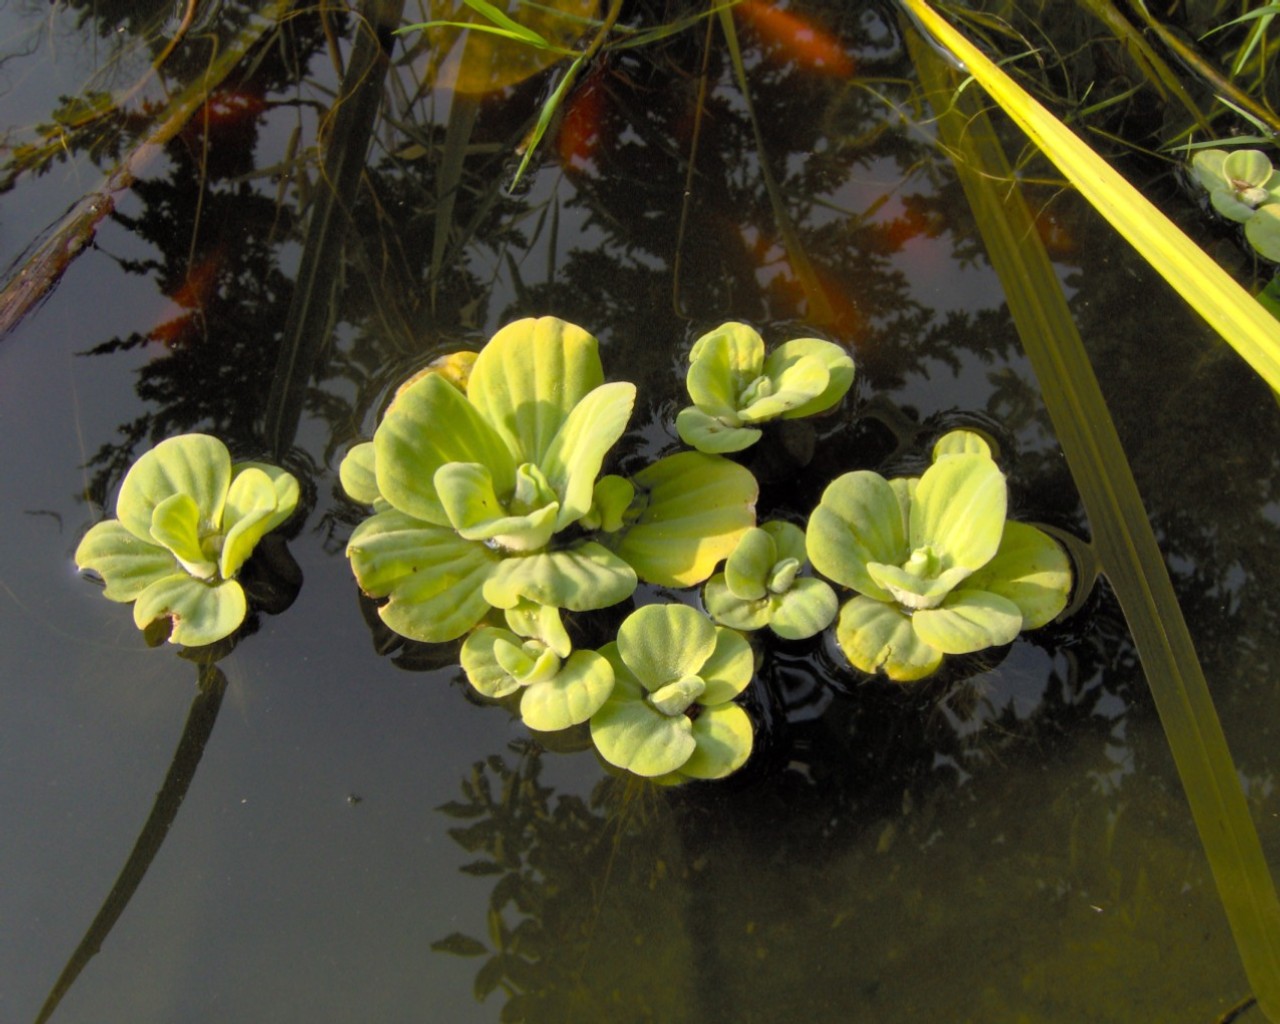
116;434;230;546
465;317;604;466
132;575;246;647
75;521;181;602
611;452;757;587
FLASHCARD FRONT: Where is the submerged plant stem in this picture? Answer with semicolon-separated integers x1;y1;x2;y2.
33;664;228;1024
909;29;1280;1021
264;0;406;457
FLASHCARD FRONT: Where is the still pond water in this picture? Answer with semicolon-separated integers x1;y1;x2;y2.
2;2;1279;1021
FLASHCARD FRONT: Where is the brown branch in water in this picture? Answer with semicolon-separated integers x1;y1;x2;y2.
0;1;295;342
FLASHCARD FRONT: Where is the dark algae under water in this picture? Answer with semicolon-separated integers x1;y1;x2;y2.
2;1;1279;1021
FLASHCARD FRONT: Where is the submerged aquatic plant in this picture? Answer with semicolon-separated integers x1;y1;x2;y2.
341;317;639;642
589;604;754;782
703;520;837;639
675;321;854;453
74;433;300;646
806;431;1071;681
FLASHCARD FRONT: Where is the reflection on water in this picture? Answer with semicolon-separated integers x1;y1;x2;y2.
1;1;1278;1021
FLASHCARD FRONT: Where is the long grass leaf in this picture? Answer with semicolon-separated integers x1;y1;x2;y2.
901;0;1280;395
908;28;1280;1021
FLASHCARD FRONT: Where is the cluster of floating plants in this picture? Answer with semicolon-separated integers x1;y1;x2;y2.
1190;148;1280;263
75;316;1074;783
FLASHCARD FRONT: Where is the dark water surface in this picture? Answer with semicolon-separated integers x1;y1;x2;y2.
2;2;1279;1021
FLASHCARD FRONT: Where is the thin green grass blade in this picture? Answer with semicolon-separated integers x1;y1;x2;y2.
716;4;835;325
902;0;1280;395
908;29;1280;1020
398;21;574;53
508;54;584;190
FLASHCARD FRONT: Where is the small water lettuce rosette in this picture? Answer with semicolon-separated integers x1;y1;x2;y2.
460;610;614;733
1190;148;1280;261
590;605;755;783
341;317;640;642
74;433;300;646
675;321;854;453
805;431;1072;682
703;520;837;639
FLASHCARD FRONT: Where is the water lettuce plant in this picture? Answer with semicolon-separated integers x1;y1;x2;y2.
703;520;837;639
675;321;854;453
1190;148;1280;261
461;625;614;733
341;317;640;642
589;604;754;782
806;431;1071;681
74;433;300;646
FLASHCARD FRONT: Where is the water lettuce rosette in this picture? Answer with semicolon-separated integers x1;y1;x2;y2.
703;520;837;640
675;321;854;453
74;433;300;646
805;432;1072;681
341;317;640;643
589;604;755;782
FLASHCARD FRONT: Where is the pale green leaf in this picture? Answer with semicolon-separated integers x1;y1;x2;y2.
540;380;636;528
865;560;972;611
770;577;838;640
1245;204;1280;262
724;527;775;600
482;541;636;611
686;321;765;418
675;406;761;453
911;590;1023;655
835;596;943;682
346;508;500;642
911;453;1006;570
649;675;707;716
375;373;516;526
931;429;992;461
465;317;604;466
1224;149;1275;188
75;520;181;602
116;434;230;545
589;653;696;776
679;703;754;780
805;470;905;599
764;337;855;420
582;474;635;532
521;649;615;731
435;462;559;551
616;604;715;690
231;460;300;532
611;452;757;587
149;492;216;579
962;520;1072;629
703;575;772;632
697;625;755;704
133;575;247;647
737;355;829;423
220;466;283;579
339;442;382;505
461;627;527;699
761;520;807;564
503;601;572;658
